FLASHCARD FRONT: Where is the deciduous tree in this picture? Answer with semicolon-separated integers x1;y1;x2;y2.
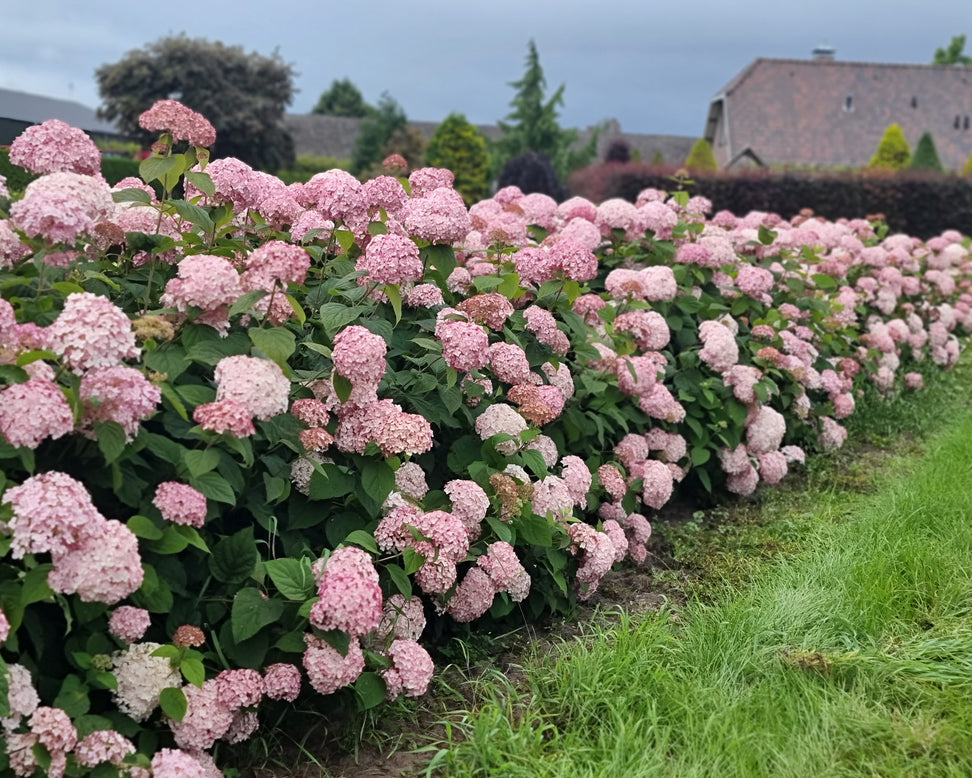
96;35;296;171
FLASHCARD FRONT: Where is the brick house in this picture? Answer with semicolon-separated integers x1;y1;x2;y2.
703;48;972;170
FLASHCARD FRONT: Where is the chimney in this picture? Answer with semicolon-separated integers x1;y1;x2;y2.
812;44;836;61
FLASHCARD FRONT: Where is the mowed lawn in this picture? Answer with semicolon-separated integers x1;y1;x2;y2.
420;371;972;777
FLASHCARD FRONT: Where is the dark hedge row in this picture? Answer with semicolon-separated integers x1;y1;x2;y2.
0;149;142;193
568;163;972;239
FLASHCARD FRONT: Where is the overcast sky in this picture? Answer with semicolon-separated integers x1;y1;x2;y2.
1;0;968;138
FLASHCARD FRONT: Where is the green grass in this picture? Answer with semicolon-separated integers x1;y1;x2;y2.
420;366;972;777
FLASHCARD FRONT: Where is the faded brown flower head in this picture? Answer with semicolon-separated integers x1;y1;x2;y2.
457;293;514;330
489;473;521;519
132;314;176;343
172;624;205;648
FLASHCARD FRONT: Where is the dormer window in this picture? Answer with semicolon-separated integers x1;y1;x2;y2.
911;96;918;108
956;116;962;129
965;116;970;130
843;95;854;112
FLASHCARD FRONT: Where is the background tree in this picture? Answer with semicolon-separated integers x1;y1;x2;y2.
933;34;972;65
494;40;597;182
684;138;718;171
96;35;296;171
425;113;491;204
496;151;567;201
867;123;911;169
909;131;944;172
349;92;409;177
962;149;972;176
312;78;374;118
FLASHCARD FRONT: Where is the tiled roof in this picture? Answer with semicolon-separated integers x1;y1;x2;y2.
706;58;972;170
0;87;120;135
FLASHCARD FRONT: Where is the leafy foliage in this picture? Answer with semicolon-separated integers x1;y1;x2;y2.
349;92;409;176
95;35;296;171
684;138;718;171
312;78;375;118
932;34;972;65
426;113;491;205
867;123;911;170
496;150;566;200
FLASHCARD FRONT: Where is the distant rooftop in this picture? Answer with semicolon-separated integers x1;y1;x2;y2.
0;87;120;136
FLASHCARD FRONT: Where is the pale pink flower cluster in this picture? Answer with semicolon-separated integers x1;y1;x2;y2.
214;354;290;420
47;292;139;372
0;375;74;448
309;546;383;637
698;319;739;372
444;479;490;538
9;119;102;176
160;254;243;334
613;310;671;351
401;187;472;244
150;748;212;777
375;508;469;595
437;319;490;371
263;663;302;701
332;324;387;400
74;729;136;769
409;167;455;197
457;293;515;330
240;240;311;323
80;365;161;441
523;305;570;355
377;594;427;641
507;383;565;425
2;664;39;731
108;606;151;643
568;523;616;599
356;233;423;285
745;406;786;454
381;638;435;699
193;398;255;437
478;540;531;601
474;402;528;454
303;633;366;694
154;481;207;527
334;399;433;456
10;172;114;244
138;99;216;146
446;566;496;622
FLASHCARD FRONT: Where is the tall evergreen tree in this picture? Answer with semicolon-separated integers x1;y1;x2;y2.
867;123;911;169
425;113;490;204
494;40;597;180
909;131;944;172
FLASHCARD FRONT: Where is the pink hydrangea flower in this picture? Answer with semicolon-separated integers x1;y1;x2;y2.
401;187;471;244
215;668;265;710
193;399;256;437
47;292;138;373
507;383;566;425
263;663;302;701
28;705;77;755
168;679;234;751
443;479;490;538
332;325;387;397
641;460;674;510
382;638;435;699
568;523;616;599
108;606;151;643
745;406;786;454
598;464;627;501
74;730;135;768
154;481;207;527
532;475;574;520
437;320;490;372
2;471;103;558
48;519;144;604
377;594;426;641
303;634;365;695
613;310;670;351
150;748;211;778
310;546;383;637
0;376;74;449
301;169;365;221
80;365;160;441
446;566;495;622
641;266;678;301
523;305;570;355
560;455;593;507
474;402;527;453
478;541;531;601
160;254;243;331
409;167;455;197
698;319;739;372
10;172;114;244
356;233;423;285
10;119;102;176
214;355;290;420
138;99;216;146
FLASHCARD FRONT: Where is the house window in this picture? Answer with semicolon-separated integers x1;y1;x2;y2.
843;95;854;112
955;116;962;129
965;116;970;130
911;96;918;108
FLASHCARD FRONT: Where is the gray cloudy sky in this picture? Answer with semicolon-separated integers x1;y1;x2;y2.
1;0;967;137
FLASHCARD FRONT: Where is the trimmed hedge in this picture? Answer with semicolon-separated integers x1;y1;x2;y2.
1;149;143;191
568;163;972;239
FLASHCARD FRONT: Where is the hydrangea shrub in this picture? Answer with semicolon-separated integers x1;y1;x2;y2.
0;104;970;774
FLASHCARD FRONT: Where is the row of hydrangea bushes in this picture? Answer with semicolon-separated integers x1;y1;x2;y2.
0;105;969;777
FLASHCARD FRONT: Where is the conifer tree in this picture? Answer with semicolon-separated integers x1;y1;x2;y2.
494;40;597;180
908;131;944;172
684;138;717;171
425;113;490;204
313;78;374;118
867;123;911;169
